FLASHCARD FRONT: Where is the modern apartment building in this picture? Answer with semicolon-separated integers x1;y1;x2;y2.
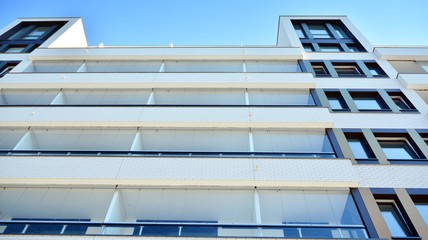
0;15;427;240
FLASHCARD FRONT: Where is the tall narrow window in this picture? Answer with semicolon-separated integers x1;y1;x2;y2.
378;202;415;238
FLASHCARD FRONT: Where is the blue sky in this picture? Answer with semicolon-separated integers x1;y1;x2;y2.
1;0;427;46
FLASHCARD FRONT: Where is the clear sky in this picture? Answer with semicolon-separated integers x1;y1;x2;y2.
1;0;427;46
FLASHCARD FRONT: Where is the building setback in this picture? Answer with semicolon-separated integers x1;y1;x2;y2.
0;15;427;239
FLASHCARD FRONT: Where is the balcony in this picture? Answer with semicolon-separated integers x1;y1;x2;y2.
29;46;303;60
398;73;428;89
0;188;367;238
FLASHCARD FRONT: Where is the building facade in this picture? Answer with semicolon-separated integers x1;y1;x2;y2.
0;15;427;239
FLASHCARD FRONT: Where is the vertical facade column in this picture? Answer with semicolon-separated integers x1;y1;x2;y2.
395;188;428;238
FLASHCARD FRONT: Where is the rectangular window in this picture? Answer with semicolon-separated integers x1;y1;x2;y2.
377;139;420;160
23;26;51;40
4;46;25;53
291;20;366;53
0;62;19;78
307;24;331;38
346;137;375;159
365;62;387;77
319;44;342;52
378;202;415;238
387;92;416;111
311;62;330;77
350;92;388;111
333;63;363;77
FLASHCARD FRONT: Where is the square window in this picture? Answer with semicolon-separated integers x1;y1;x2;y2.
325;92;348;111
307;24;332;38
377;139;420;160
365;62;386;77
293;24;306;38
319;44;343;52
311;63;330;77
303;44;313;52
332;24;348;38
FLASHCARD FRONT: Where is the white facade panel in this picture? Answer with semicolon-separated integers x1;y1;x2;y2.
0;156;359;188
0;107;333;128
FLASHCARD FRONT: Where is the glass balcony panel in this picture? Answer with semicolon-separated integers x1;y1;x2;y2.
164;60;242;72
245;60;301;73
0;89;59;105
248;89;314;106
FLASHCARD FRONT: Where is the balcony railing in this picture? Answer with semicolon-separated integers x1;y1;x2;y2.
0;220;369;239
0;150;336;159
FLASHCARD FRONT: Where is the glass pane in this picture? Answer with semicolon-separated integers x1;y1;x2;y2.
5;47;25;53
415;203;428;225
294;25;306;38
332;25;348;38
392;98;410;110
379;204;411;237
25;223;63;234
348;139;369;158
23;26;51;40
327;96;347;110
181;226;218;237
248;90;314;105
379;141;418;159
319;45;342;52
353;98;383;110
335;66;361;76
140;226;179;236
308;24;331;38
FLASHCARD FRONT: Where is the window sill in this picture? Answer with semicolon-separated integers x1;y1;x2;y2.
388;159;428;165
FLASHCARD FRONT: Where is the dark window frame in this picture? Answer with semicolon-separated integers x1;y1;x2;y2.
349;91;390;112
292;20;367;53
372;131;427;163
0;21;66;53
344;131;377;162
0;61;20;78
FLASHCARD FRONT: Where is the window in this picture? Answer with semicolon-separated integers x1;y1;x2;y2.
377;202;416;238
374;132;425;161
23;26;51;40
303;44;313;52
415;203;428;225
292;20;366;52
333;63;363;77
311;62;330;77
307;24;331;38
294;24;306;38
387;92;416;111
350;92;388;111
325;92;349;111
377;139;420;160
365;62;387;77
3;218;90;235
346;134;375;160
332;24;348;38
0;21;66;53
4;46;25;53
133;220;218;237
0;62;19;78
319;44;342;52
